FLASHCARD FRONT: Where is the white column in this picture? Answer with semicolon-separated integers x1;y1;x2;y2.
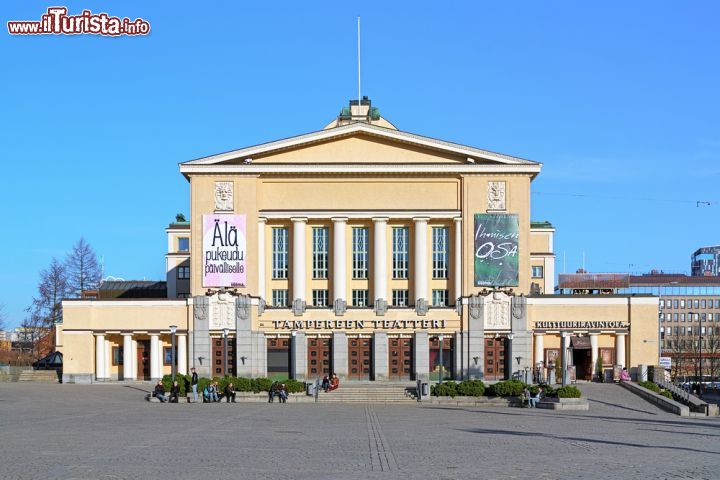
291;217;307;303
258;217;267;301
414;217;429;303
131;339;138;380
95;334;106;380
590;333;599;376
177;334;187;375
105;339;112;381
534;333;544;365
150;334;160;380
373;217;388;303
332;217;348;304
454;217;462;302
123;334;134;380
615;332;627;368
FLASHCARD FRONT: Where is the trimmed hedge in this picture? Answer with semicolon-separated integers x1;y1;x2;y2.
430;380;487;397
487;380;525;397
161;374;305;395
638;380;661;394
556;386;582;398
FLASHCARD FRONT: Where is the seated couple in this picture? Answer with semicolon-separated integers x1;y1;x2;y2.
321;374;340;392
268;381;288;403
523;387;544;408
153;381;180;403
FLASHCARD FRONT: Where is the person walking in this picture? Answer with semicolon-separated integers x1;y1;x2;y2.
191;367;199;403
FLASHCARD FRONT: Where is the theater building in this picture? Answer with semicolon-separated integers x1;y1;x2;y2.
58;99;658;384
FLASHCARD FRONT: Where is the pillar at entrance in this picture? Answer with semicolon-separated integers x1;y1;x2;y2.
372;332;389;381
453;217;462;303
291;331;307;381
332;217;348;314
413;217;429;307
590;333;599;379
534;333;544;367
122;334;134;381
258;217;267;302
177;334;187;376
292;217;307;312
615;332;627;369
332;332;348;380
414;331;429;380
150;334;160;380
372;217;388;311
95;334;106;381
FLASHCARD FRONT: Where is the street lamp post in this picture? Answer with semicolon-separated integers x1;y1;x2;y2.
169;325;177;382
222;328;229;377
689;311;702;396
438;334;444;384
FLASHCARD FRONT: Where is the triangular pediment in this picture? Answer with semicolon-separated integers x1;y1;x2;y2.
182;123;538;167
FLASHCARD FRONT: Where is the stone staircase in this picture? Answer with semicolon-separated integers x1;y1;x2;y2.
17;370;60;383
315;381;417;403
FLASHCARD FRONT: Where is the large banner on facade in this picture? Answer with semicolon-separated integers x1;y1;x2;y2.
474;213;519;287
202;214;246;288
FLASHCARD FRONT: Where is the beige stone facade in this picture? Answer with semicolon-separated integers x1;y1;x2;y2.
58;100;658;384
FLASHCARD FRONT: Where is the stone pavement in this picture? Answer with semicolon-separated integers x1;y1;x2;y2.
1;382;719;479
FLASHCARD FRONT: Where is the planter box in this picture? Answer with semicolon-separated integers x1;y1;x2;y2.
537;397;589;411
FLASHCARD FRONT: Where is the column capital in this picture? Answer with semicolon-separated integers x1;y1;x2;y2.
589;332;600;336
290;216;308;223
258;216;268;223
94;333;106;337
453;217;462;224
615;332;628;336
121;332;134;337
372;216;389;223
331;217;348;223
413;216;430;223
533;332;545;337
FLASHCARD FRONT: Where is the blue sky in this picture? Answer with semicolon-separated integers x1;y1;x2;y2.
1;1;718;329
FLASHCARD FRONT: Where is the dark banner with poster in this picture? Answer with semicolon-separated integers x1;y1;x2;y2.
474;213;519;287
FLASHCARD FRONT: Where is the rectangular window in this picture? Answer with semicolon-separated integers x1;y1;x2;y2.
178;237;190;252
702;299;707;309
177;266;190;279
710;313;714;321
352;227;369;279
702;313;707;321
674;326;679;336
674;313;678;321
392;289;409;307
272;228;288;279
659;313;664;322
680;299;685;308
432;289;448;307
531;266;544;278
392;227;409;279
681;326;686;336
716;300;720;308
681;313;685;322
694;299;699;309
312;289;328;307
352;289;368;307
272;289;288;308
312;227;329;279
432;227;449;279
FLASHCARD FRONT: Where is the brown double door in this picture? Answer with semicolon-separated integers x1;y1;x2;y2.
388;337;413;380
307;337;331;378
348;337;371;380
212;338;236;377
137;340;150;380
484;338;506;381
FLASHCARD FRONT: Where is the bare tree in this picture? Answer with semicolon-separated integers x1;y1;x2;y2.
29;258;69;328
706;327;720;384
65;237;101;297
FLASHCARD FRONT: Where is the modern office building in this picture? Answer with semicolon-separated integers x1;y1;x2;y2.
57;99;658;384
691;246;720;277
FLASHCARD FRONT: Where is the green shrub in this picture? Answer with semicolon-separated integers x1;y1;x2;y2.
431;381;458;397
660;390;673;399
161;374;191;395
253;377;273;393
638;381;661;394
235;377;253;392
488;380;526;397
539;384;556;397
556;386;582;398
284;379;305;393
456;380;485;397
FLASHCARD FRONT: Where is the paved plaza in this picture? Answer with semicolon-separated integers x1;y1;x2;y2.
1;383;719;479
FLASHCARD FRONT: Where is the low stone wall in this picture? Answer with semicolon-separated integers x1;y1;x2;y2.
0;366;32;382
147;393;316;403
427;396;518;407
537;397;589;411
620;381;690;416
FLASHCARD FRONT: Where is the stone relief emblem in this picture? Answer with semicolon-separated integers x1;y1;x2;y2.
214;181;234;211
210;292;235;330
487;181;506;211
484;291;510;330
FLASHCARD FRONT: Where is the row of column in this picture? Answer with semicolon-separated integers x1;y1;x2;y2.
533;332;627;369
257;216;463;307
95;333;187;381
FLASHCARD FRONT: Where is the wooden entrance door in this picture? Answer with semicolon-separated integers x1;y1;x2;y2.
267;338;290;381
212;338;236;377
348;337;371;380
484;338;505;381
307;337;331;378
137;340;150;380
430;336;453;381
388;337;413;380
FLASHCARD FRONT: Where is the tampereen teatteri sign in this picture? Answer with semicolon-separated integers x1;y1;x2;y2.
203;214;246;287
474;213;519;287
